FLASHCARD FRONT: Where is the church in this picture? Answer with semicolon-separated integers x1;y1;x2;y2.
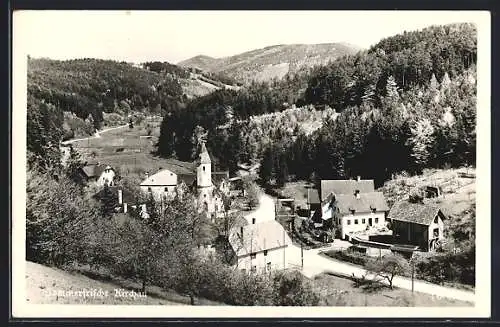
139;142;230;219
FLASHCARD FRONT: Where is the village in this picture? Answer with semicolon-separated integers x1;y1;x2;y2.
58;117;476;303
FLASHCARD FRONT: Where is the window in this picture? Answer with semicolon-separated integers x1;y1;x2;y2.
203;166;206;172
251;266;256;273
267;262;271;271
362;218;366;224
375;218;379;224
204;194;207;198
347;219;351;225
354;219;359;225
164;187;168;192
433;228;439;238
250;253;256;259
434;216;439;224
264;250;268;256
147;187;152;193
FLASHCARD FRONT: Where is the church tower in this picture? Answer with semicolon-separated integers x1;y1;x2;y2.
196;141;213;213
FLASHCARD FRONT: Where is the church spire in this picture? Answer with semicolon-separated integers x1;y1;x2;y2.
198;141;211;165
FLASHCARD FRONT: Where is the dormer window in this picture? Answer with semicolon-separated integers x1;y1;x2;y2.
349;208;355;214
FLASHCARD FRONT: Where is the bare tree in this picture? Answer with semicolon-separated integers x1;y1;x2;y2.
364;253;411;289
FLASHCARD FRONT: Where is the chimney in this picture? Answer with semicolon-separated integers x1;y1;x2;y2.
118;189;123;205
252;218;256;224
357;176;361;182
123;202;128;213
355;190;360;199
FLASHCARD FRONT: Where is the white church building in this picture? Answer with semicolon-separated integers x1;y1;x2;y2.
140;142;229;219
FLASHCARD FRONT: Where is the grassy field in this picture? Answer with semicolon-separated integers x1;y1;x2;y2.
312;272;473;307
26;261;223;305
72;119;194;180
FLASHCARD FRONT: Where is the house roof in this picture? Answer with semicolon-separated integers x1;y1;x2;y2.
320;179;375;201
387;201;444;226
140;169;179;186
228;220;291;257
93;186;136;205
334;192;389;215
81;164;113;178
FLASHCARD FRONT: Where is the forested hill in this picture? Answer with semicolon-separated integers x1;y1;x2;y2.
158;23;477;186
28;58;187;125
178;43;360;83
304;23;476;111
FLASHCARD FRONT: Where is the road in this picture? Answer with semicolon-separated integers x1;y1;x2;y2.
61;124;129;145
285;244;475;302
249;194;476;303
244;193;276;224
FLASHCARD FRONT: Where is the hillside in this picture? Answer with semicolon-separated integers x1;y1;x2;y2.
178;43;361;83
26;261;222;305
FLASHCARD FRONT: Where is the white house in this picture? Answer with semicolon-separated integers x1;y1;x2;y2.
80;163;116;187
228;220;292;274
334;191;390;240
312;189;389;240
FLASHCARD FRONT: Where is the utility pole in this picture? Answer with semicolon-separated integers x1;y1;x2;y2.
411;259;415;293
301;242;304;269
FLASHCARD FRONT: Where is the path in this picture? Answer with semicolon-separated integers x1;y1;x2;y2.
249;193;476;303
61;124;128;145
243;193;276;224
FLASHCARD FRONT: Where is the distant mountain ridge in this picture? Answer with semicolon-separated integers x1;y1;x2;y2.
178;43;361;83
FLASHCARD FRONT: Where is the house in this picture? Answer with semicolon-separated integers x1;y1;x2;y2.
79;162;116;187
227;220;292;274
139;142;230;219
387;201;446;251
307;176;375;211
312;190;389;240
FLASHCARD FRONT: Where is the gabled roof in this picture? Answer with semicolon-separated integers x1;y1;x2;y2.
320;179;375;201
140;169;180;186
334;192;389;215
387;201;444;226
81;164;113;179
228;220;291;257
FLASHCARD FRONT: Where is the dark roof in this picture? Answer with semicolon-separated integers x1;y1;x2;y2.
334;192;389;215
81;164;113;178
387;201;444;226
320;179;375;201
307;188;320;204
93;186;136;205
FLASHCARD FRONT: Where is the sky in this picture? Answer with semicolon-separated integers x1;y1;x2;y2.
14;11;485;64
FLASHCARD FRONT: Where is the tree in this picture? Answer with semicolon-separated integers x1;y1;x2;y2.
406;118;435;172
100;184;117;218
191;125;207;161
272;270;320;306
365;253;411;289
259;146;275;185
